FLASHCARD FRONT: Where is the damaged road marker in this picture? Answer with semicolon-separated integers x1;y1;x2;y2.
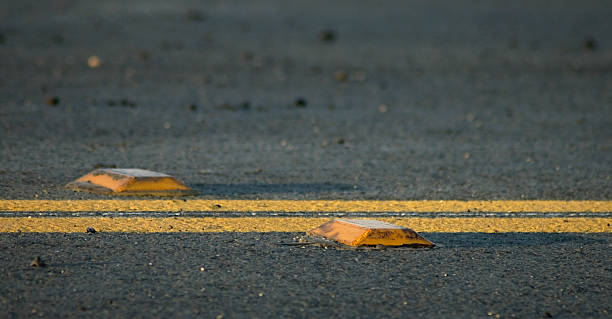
308;219;434;247
66;168;198;196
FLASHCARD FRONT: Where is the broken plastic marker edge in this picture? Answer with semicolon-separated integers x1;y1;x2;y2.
308;218;435;247
66;168;199;196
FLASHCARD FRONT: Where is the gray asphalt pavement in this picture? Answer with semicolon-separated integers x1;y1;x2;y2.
1;233;611;318
1;0;612;318
1;0;611;200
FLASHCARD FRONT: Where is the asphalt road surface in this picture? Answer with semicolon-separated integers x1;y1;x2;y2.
1;233;611;318
1;0;611;318
1;0;611;200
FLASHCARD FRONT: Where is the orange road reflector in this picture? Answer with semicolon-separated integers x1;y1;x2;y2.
66;168;199;196
308;219;435;247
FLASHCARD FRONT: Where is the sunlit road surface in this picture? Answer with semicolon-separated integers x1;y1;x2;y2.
1;200;611;317
1;0;611;317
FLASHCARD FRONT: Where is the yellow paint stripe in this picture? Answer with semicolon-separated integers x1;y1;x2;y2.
1;217;610;233
1;200;611;213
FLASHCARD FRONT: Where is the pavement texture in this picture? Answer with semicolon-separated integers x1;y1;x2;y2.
1;233;611;318
1;0;611;200
1;0;612;318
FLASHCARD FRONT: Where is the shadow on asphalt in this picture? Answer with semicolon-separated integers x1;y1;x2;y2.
425;233;607;248
193;183;358;195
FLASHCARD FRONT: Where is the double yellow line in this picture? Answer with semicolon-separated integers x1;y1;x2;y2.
2;200;611;213
1;200;610;233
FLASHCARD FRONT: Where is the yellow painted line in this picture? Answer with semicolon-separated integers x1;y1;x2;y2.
1;200;611;213
0;217;610;233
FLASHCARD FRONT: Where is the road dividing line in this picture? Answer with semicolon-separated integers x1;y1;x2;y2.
2;200;610;233
1;200;611;213
0;217;610;233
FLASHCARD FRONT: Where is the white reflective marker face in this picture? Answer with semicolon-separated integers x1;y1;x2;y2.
337;219;405;229
104;168;171;178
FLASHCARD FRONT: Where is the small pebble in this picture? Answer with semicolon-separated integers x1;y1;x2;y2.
334;70;348;82
120;99;137;108
295;98;307;107
319;29;336;42
45;96;59;106
584;37;598;51
87;55;100;68
30;256;46;268
86;227;96;233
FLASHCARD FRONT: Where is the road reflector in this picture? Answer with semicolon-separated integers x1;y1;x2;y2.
308;219;434;247
66;168;198;196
